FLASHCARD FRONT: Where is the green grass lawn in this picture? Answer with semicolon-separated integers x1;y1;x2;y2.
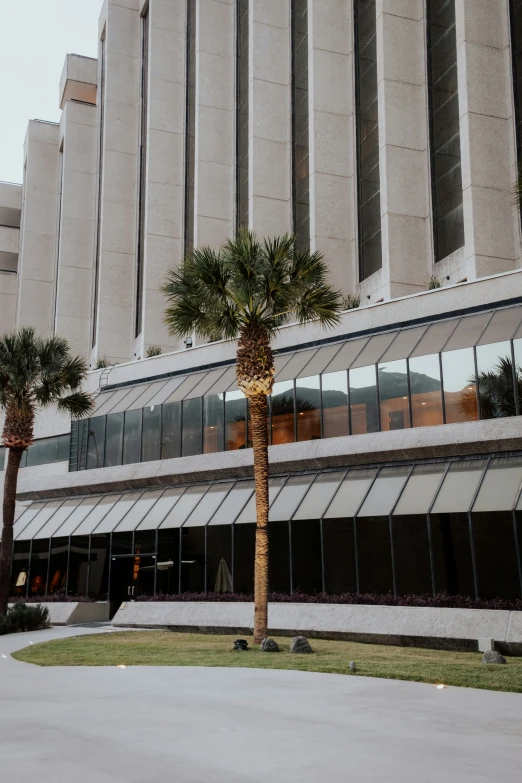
12;631;522;693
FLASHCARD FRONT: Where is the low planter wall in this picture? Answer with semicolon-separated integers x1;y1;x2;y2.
9;602;110;626
112;601;522;654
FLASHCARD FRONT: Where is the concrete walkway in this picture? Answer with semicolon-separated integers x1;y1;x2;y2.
1;626;521;782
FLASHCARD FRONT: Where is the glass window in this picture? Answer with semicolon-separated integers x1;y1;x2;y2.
17;500;64;541
271;381;295;444
157;529;180;595
113;489;164;533
225;390;247;451
210;480;254;526
430;513;475;596
68;536;90;596
476;341;517;419
48;537;69;595
236;476;287;525
134;529;156;555
356;516;393;594
105;412;124;467
292;0;310;250
355;0;382;279
428;0;464;260
142;405;161;462
349;365;379;434
94;492;143;534
203;394;224;454
123;409;142;465
322;518;357;594
392;516;433;595
358;466;411;517
182;397;202;457
185;482;234;527
34;498;78;540
181;526;205;592
291;519;322;593
28;539;49;596
269;521;291;593
10;542;30;598
409;354;443;427
393;463;446;515
0;446;5;471
162;401;181;460
14;503;46;540
270;474;315;522
431;460;486;514
25;434;71;467
473;457;522;512
111;531;133;556
296;376;321;441
88;534;110;600
472;511;520;598
59;497;103;538
236;0;249;228
441;347;478;424
378;359;410;431
167;485;208;527
321;371;349;439
140;487;185;530
233;524;255;593
293;471;345;520
184;0;196;253
325;468;378;518
207;525;233;593
85;417;106;470
74;495;121;536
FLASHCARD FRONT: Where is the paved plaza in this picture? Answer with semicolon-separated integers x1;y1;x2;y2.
1;626;521;782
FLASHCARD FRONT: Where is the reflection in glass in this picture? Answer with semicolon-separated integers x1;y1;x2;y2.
428;0;464;260
269;521;291;592
356;517;393;593
181;526;205;592
10;542;30;597
441;347;478;423
409;354;443;427
292;0;310;250
68;536;90;595
134;529;156;555
29;539;49;595
296;376;321;441
123;409;142;465
112;531;133;556
349;365;379;434
291;519;322;593
430;513;475;596
476;341;518;419
105;413;124;467
142;405;161;462
86;417;106;469
225;391;247;450
157;529;180;595
322;518;357;593
203;394;224;454
162;402;181;459
271;381;295;444
378;359;410;431
233;524;255;593
207;525;232;593
48;537;69;595
392;516;432;595
26;434;71;467
88;534;110;599
472;511;520;598
355;0;382;279
182;397;203;457
321;371;349;438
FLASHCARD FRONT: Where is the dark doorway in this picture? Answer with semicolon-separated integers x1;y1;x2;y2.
109;555;156;606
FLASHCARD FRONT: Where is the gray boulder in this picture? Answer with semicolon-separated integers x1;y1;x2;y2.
260;638;279;653
290;636;312;654
482;650;506;665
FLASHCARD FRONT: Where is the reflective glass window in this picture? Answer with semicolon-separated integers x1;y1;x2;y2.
378;359;410;431
296;376;321;441
473;457;522;512
182;397;202;457
10;542;30;598
355;0;382;279
233;524;255;594
473;511;520;598
476;341;517;419
393;463;446;515
293;472;345;521
235;477;287;524
270;474;315;522
291;519;322;593
137;487;183;531
114;489;164;533
225;390;247;451
292;0;310;250
111;531;133;556
207;525;233;593
428;0;464;260
271;381;295;444
94;492;143;534
105;412;124;467
356;516;393;594
181;526;205;592
162;401;181;460
68;536;90;596
269;521;291;593
0;447;5;471
25;434;71;467
430;513;475;596
123;409;142;465
185;483;234;527
203;394;224;454
409;353;443;427
325;468;377;518
358;466;411;517
441;347;478;423
134;528;157;555
210;480;254;526
321;371;349;438
431;460;486;514
157;529;180;595
349;365;379;434
142;405;161;462
74;495;120;536
170;485;208;527
88;534;110;600
322;518;357;594
48;537;69;595
86;417;106;470
392;516;433;595
29;539;50;596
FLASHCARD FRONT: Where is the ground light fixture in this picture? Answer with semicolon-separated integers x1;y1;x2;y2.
434;684;446;689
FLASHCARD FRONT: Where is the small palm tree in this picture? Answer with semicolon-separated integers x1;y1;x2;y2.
0;329;94;615
163;229;343;642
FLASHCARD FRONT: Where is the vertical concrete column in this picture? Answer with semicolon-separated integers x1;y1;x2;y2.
376;0;430;299
309;0;356;294
194;0;235;248
456;0;519;279
16;120;60;335
95;0;141;363
54;102;97;360
249;0;292;236
141;0;187;355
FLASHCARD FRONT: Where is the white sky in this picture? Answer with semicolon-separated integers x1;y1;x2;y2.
0;0;102;184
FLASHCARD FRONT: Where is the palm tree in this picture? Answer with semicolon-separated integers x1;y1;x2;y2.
0;328;94;615
163;229;343;642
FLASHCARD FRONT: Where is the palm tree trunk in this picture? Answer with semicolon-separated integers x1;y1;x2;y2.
0;447;23;616
250;394;270;643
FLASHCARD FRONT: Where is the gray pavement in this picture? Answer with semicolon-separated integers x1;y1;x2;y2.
1;626;521;782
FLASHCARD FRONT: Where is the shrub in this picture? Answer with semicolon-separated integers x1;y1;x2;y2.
0;602;50;635
9;594;94;604
426;275;442;290
343;293;361;310
146;345;163;358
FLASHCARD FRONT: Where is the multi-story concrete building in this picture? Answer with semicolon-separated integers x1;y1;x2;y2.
2;0;522;619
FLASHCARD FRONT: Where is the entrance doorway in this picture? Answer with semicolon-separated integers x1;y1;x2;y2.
109;554;156;606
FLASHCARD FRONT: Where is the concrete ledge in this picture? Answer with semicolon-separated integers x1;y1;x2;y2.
112;602;522;655
8;602;110;626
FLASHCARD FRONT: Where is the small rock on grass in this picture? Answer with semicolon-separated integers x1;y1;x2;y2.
290;636;312;654
260;638;279;652
482;650;506;665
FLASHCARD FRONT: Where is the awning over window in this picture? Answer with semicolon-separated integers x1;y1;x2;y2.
12;456;522;541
